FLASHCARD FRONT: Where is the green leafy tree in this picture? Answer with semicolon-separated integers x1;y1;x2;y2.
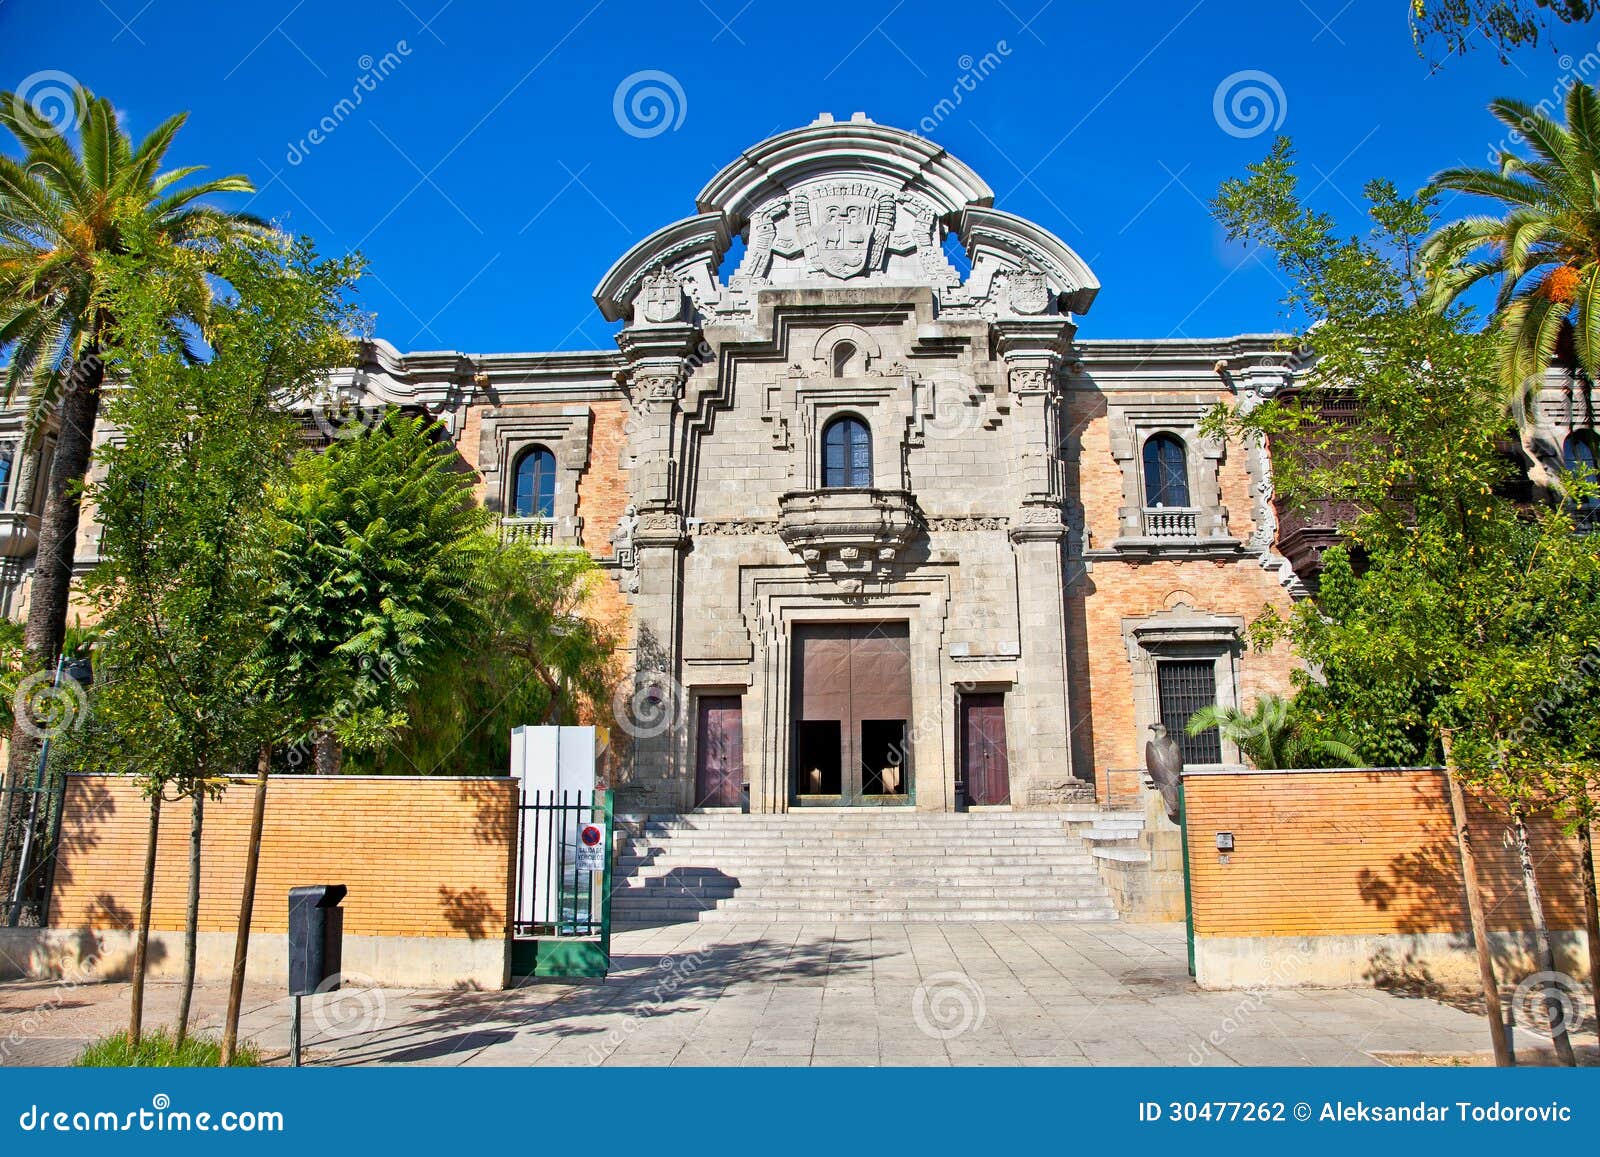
1209;139;1600;1063
260;412;492;774
0;84;270;793
348;543;616;775
80;232;358;1049
1184;694;1357;770
1410;0;1595;61
1422;83;1600;493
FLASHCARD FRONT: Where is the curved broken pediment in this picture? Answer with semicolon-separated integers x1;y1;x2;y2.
591;113;1099;326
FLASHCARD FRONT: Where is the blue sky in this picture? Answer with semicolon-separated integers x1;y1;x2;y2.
4;0;1598;352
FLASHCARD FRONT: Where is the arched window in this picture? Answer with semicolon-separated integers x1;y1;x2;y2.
513;445;556;518
1142;433;1190;508
832;340;858;377
1565;429;1600;511
0;445;13;509
822;415;872;488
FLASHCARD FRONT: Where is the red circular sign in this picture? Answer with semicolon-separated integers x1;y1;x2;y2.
580;824;603;847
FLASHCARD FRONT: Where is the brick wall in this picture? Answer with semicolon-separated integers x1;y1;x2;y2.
1183;768;1592;937
574;398;636;651
49;774;518;942
1071;561;1300;781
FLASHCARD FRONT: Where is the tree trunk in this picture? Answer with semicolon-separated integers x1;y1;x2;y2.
220;746;270;1066
0;357;102;901
4;357;103;792
1580;819;1600;1039
1510;807;1577;1066
1442;734;1513;1066
173;788;204;1048
128;790;161;1047
313;729;341;776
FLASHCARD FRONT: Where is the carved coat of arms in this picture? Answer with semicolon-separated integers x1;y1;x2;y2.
794;183;896;279
639;269;683;324
1007;268;1050;315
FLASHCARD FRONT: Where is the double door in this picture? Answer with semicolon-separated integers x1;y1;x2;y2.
791;622;911;804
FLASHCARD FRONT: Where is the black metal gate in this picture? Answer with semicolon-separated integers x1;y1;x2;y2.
511;789;612;978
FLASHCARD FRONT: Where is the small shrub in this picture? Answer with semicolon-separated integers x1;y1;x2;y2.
73;1028;261;1067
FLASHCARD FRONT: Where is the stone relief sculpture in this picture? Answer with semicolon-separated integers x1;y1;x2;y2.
611;504;640;593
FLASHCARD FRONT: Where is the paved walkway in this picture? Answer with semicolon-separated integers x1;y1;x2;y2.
0;922;1548;1066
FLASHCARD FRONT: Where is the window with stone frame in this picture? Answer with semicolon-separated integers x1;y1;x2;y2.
1156;658;1221;765
1105;399;1236;551
822;414;873;488
512;445;557;518
1141;433;1191;509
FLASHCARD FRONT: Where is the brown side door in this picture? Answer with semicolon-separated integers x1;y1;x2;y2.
694;696;745;808
961;693;1010;806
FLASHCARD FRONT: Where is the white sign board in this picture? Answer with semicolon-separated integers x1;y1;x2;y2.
575;823;606;872
509;726;598;928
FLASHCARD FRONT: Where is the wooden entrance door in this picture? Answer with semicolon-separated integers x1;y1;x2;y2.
792;622;911;803
961;693;1010;806
694;696;745;808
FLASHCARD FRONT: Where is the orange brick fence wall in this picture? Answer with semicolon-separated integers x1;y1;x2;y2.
1181;768;1597;989
2;774;519;989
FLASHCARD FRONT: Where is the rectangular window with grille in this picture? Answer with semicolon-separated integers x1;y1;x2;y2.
1157;659;1221;765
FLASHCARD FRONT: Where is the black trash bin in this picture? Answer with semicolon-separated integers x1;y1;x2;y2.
288;884;347;996
287;884;347;1065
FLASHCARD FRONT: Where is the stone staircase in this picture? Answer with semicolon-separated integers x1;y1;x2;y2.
611;808;1135;924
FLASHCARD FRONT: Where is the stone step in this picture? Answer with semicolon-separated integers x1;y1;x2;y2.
615;867;1102;885
609;809;1123;924
616;884;1111;902
614;893;1116;913
617;838;1081;844
619;846;1091;859
640;825;1088;832
614;903;1120;922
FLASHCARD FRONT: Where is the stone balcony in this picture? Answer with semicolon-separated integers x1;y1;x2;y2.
500;516;554;546
1141;507;1199;539
0;510;39;560
777;488;923;585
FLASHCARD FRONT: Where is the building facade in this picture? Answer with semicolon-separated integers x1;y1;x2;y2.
4;114;1336;811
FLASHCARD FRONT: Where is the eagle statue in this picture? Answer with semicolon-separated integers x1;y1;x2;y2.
1144;723;1184;825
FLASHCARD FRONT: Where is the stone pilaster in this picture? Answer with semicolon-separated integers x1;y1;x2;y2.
615;324;699;811
995;319;1086;800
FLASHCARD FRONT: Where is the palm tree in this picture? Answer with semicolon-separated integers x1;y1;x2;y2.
1185;694;1357;770
1421;83;1600;493
0;84;270;782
